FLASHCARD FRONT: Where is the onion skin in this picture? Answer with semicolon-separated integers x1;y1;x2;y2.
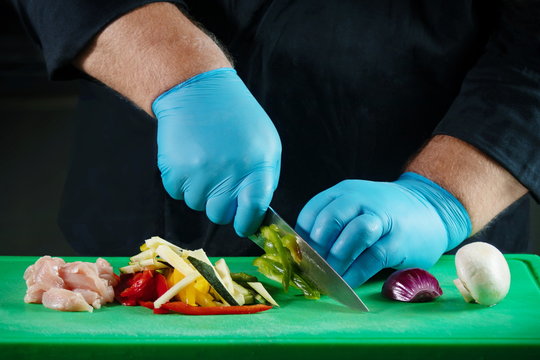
382;268;443;302
454;242;510;306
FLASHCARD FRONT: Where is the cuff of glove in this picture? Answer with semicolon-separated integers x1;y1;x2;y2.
151;67;237;117
397;172;472;251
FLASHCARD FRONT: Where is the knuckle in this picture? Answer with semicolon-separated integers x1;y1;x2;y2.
329;246;348;263
336;179;358;189
318;208;342;227
357;217;382;237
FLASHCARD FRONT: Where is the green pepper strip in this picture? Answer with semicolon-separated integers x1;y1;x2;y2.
281;233;302;263
230;272;259;283
261;226;293;291
253;257;320;299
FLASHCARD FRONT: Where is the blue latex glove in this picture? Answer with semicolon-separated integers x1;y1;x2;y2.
295;172;472;287
152;68;281;237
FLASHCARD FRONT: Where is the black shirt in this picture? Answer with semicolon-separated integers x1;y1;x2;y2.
9;0;540;255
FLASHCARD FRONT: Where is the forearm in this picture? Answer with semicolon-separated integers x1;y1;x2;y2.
406;135;528;234
74;2;231;115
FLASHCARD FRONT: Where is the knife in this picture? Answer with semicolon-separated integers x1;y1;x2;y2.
249;207;369;312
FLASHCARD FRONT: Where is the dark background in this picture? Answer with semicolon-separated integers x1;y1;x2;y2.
1;1;539;256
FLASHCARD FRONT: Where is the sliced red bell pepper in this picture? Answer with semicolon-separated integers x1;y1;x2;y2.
139;300;170;314
161;301;272;315
116;270;171;308
112;273;121;283
115;273;139;305
120;270;156;301
154;272;169;298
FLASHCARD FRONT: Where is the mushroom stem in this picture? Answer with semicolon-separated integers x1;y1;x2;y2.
453;278;474;303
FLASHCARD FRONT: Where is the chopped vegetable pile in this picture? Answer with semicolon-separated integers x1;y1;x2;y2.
251;225;321;299
116;236;277;315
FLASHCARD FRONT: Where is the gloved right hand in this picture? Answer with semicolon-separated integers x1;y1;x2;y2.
152;68;281;237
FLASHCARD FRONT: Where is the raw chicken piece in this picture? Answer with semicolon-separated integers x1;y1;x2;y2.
42;288;93;312
23;256;118;312
73;289;102;309
23;256;65;303
96;258;119;287
60;259;115;305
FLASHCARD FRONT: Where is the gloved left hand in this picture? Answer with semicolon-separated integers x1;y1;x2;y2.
295;172;472;288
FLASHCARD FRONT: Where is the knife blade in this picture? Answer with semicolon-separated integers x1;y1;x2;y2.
249;207;369;312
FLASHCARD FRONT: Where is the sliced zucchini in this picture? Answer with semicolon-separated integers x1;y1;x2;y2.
231;272;259;283
145;236;183;254
119;264;144;274
156;245;195;276
215;259;247;305
129;249;155;263
214;259;235;294
136;258;168;269
248;282;280;307
187;256;239;306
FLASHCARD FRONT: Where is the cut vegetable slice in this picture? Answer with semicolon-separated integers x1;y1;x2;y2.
231;272;258;283
215;258;235;294
137;258;167;268
187;256;239;306
215;258;247;305
143;236;184;255
139;300;170;314
262;225;293;291
154;272;199;309
119;264;144;274
161;301;272;315
119;260;168;274
248;282;279;307
156;245;195;276
253;257;320;299
130;249;155;262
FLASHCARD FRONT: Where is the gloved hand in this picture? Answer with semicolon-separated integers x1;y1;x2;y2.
295;172;472;288
152;68;281;237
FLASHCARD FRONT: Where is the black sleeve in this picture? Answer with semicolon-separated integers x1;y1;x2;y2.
8;0;187;80
434;1;540;201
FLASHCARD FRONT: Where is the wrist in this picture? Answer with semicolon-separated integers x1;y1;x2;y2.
74;2;232;115
152;67;236;117
396;172;472;251
406;135;528;234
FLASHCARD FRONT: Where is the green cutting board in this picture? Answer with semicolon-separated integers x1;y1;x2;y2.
1;255;538;359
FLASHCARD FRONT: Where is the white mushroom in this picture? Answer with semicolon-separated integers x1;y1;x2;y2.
453;242;511;306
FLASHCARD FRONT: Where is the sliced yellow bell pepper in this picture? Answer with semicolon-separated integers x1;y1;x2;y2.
196;292;216;307
179;284;198;306
167;269;185;288
193;277;210;293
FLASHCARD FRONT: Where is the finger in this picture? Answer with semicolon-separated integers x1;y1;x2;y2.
206;193;236;225
326;213;383;275
159;167;186;201
183;178;208;211
295;189;338;248
308;197;362;257
342;235;405;288
234;168;276;237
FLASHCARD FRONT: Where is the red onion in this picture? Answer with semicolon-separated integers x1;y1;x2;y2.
382;268;443;302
